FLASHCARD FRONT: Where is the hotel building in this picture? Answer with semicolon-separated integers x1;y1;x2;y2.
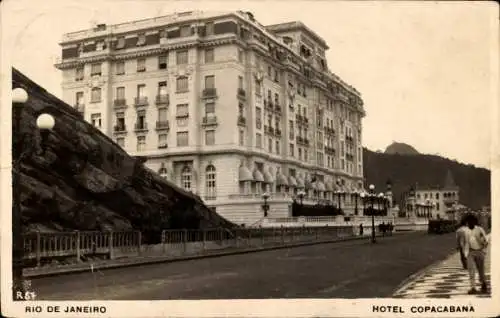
403;170;460;220
55;11;366;225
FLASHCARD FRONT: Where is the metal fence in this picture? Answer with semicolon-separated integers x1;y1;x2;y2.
23;225;355;268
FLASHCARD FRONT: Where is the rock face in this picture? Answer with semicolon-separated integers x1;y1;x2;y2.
12;68;236;243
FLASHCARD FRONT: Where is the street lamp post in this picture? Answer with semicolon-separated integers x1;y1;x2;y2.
353;189;359;215
297;190;305;215
12;88;55;300
262;192;270;217
369;184;376;243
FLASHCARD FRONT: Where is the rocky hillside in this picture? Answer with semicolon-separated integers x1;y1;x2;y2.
384;142;419;155
363;147;490;209
12;68;236;243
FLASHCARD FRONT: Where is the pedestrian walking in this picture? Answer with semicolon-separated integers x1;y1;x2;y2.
456;218;468;270
463;214;489;294
388;222;394;236
359;223;364;236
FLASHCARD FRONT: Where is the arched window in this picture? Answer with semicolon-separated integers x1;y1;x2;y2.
205;165;216;200
158;164;168;179
181;166;192;190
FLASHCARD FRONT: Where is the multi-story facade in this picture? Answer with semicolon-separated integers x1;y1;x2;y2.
403;170;460;220
55;11;365;225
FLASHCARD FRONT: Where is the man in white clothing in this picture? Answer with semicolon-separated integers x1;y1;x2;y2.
463;214;489;294
456;218;468;270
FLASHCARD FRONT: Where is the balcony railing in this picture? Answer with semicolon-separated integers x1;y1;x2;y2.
155;121;170;130
134;96;148;107
237;88;246;99
134;123;148;132
155;94;169;105
114;125;126;133
202;88;217;99
275;129;282;137
237;116;246;126
325;127;335;135
74;104;85;112
113;99;127;109
325;146;335;155
202;116;218;125
275;104;282;113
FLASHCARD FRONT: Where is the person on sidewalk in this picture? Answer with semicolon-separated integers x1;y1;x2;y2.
359;223;364;236
464;214;489;294
456;218;468;270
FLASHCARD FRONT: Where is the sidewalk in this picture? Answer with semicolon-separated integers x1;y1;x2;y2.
393;246;491;299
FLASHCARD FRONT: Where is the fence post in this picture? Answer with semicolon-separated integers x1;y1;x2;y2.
281;226;284;245
162;230;167;254
302;224;306;242
183;229;188;254
234;228;239;248
34;231;41;267
137;231;142;256
109;231;115;260
202;230;206;251
75;231;81;263
260;226;264;246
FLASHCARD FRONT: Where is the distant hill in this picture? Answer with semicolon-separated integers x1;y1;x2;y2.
363;148;490;210
385;142;419;155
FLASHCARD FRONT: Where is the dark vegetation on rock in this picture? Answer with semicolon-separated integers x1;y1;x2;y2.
363;148;490;210
384;142;419;155
12;68;236;243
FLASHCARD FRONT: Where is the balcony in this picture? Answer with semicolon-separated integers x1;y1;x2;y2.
158;143;168;149
155;94;169;106
155;120;170;131
345;135;354;143
325;146;335;155
269;126;275;135
237;115;246;126
202;116;218;126
134;123;148;132
237;88;246;99
113;125;127;133
134;96;148;107
325;127;335;135
113;99;127;109
264;100;274;112
202;88;217;99
275;129;282;137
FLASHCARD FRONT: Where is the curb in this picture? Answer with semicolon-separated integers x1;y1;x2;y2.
27;231;415;279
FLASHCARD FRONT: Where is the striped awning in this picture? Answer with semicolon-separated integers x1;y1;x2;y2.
253;169;264;182
238;166;253;181
276;173;288;186
288;175;297;187
316;181;326;192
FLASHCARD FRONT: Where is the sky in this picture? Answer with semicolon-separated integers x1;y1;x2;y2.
2;0;498;169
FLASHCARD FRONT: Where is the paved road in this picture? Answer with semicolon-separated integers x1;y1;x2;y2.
31;232;457;300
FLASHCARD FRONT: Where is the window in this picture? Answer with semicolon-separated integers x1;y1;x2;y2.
204;75;215;89
180;25;191;37
181;166;192;190
289;120;294;139
289;143;295;157
274;93;279;105
205;130;215;145
91;113;102;128
137;58;146;72
158;55;168;69
176;76;189;92
206;22;214;35
275;140;280;154
176;104;189;118
136;111;146;129
268;137;272;153
158;134;168;148
176;50;188;65
205;49;214;63
436;193;440;199
238;49;244;63
274;69;279;82
137;84;146;97
205;165;217;199
158;108;167;122
90;88;101;103
205;102;215;116
116;137;125;148
116;87;125;100
256;107;262;129
256;133;262;148
239;130;244;146
267;66;272;77
238;102;244;116
115;112;125;130
305;150;308;161
137;136;146;151
76;92;84;105
177;131;188;146
298;148;302;160
158;81;167;95
90;63;102;76
75;66;84;81
255;79;261;95
116;61;125;75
